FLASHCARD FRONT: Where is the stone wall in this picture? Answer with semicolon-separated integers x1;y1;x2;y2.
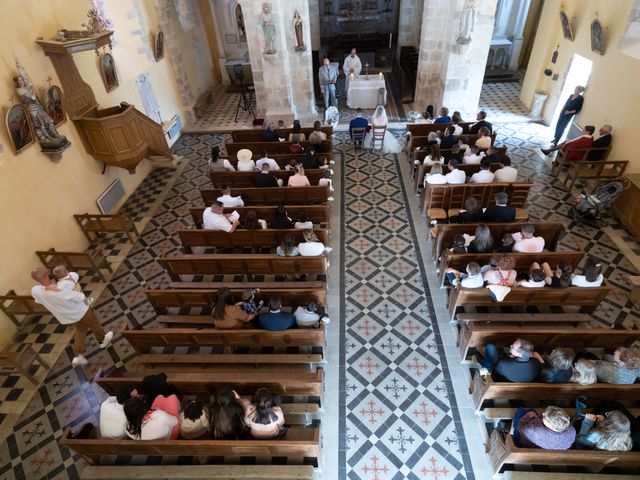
397;0;423;54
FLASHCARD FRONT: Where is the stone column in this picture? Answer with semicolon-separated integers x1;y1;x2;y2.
397;0;423;55
508;0;532;70
308;0;321;51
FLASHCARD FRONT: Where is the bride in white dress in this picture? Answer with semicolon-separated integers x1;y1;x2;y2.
363;105;402;153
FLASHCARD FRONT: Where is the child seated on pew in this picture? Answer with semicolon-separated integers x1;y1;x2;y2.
449;235;467;254
495;233;514;253
444;262;483;288
571;258;604;287
210;386;247;439
237;289;264;315
484;255;517;301
512;405;576;450
536;348;574;383
318;169;334;192
45;265;94;305
234;388;286;439
179;400;210;439
538;261;572;288
517;265;546;288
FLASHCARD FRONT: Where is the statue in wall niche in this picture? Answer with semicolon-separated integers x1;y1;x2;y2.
236;4;247;43
13;62;70;158
293;10;306;52
457;0;476;46
260;2;277;54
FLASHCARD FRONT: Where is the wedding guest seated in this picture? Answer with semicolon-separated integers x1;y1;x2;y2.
590;401;640;451
288;139;304;154
450;197;484;223
571;358;597;385
212;287;259;329
270;205;294;229
496;233;514;253
179;400;210;439
256;151;280;171
596;346;640;384
444;144;463;165
484;192;516;222
444;262;484;288
318;169;334;191
539;260;572;288
475;126;492;150
424;162;447;186
301;148;321;170
458;136;471;156
288;123;306;142
449;112;463;135
433;106;451;124
258;296;296;331
287;164;311;187
419;132;441;151
440;126;458;149
449;235;467;254
469;110;492;134
217;185;245;208
463;145;486;165
236;149;257;172
241;210;267;230
483;255;517;287
234;388;286;439
124;393;180;440
468;224;494;253
493;155;518;182
293;300;322;328
517;266;546;288
571;258;604;287
294;211;313;229
512;224;545;253
210;386;246;439
577;410;633;451
587;125;613;161
470;160;495;183
203;201;240;232
309;121;327;151
480;337;541;382
254;163;280;188
421;144;444;166
445;159;465;184
513;405;576;450
208;146;234;172
99;385;132;439
298;229;332;256
537;348;574;383
261;122;281;142
237;289;263;315
276;234;300;257
542;125;596;162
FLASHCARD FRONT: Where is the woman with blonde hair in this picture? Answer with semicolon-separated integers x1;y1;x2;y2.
577;410;633;451
298;229;332;256
287;164;310;187
570;358;597;385
596;346;640;384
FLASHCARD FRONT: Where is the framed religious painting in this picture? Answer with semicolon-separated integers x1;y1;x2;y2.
44;85;66;126
6;104;35;154
560;10;573;41
154;30;165;61
100;52;119;92
591;18;604;55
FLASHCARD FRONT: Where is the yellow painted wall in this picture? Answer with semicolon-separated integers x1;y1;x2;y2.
521;0;640;172
0;0;188;347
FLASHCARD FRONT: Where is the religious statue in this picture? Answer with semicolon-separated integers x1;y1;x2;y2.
82;8;109;35
293;10;306;51
13;61;70;157
236;4;247;42
457;0;476;47
259;2;277;54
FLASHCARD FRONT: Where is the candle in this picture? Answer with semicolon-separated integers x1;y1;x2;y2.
350;73;354;80
379;72;383;79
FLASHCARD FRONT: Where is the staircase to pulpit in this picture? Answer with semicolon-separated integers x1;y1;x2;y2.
36;30;173;173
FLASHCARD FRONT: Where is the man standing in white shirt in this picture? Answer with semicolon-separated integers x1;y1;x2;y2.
494;156;518;183
255;152;280;171
31;266;113;366
216;185;245;208
202;201;239;232
445;159;466;184
343;48;362;93
470;161;495;183
512;224;545;253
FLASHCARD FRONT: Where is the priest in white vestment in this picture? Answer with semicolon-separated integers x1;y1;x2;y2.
343;48;362;95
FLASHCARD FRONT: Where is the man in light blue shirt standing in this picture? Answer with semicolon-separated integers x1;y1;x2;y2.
318;57;337;110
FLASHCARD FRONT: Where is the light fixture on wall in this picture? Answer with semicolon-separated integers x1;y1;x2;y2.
551;45;559;64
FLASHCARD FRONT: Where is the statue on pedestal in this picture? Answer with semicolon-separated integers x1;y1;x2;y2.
293;10;306;51
260;2;277;54
457;0;477;47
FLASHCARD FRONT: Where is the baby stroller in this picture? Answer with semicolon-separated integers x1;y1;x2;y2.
571;180;625;225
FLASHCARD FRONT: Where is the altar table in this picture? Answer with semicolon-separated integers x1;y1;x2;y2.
347;75;387;109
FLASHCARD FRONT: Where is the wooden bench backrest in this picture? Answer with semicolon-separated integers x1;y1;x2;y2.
223;151;333;168
434;222;566;262
0;290;49;327
35;249;98;269
559;145;612;163
226;140;332;156
413;146;507;163
190;206;330;229
200;186;329;205
424;182;531;210
407;122;475;137
231;126;332;142
160;254;328;280
410;133;497;153
73;213;132;231
565;159;629;190
210;169;325;188
145;286;327;314
177;228;329;253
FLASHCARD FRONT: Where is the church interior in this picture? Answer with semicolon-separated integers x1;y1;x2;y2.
1;0;640;479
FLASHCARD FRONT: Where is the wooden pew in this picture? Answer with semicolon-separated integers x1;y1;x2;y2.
61;424;321;466
74;213;139;244
412;145;507;165
0;345;50;385
200;186;330;206
121;325;326;355
470;371;640;412
231;126;332;142
439;251;584;287
553;144;612;172
561;159;628;190
455;313;592;325
226;140;332;156
210;169;326;188
223;151;334;169
431;222;566;264
447;281;612;321
81;465;316;480
35;248;112;282
81;465;315;480
406;122;476;152
414;162;502;194
144;283;327;314
177;228;329;253
421;182;532;221
487;429;640;474
409;133;497;159
190;206;331;229
457;322;640;361
160;255;328;281
484;406;640;423
0;290;50;327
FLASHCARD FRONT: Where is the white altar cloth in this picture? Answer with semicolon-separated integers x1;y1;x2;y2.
347;75;387;109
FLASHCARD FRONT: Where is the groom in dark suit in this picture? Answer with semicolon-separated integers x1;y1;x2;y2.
349;109;368;148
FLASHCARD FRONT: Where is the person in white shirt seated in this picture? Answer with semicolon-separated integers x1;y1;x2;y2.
470;160;495;183
298;229;332;256
208;146;235;172
124;394;180;440
99;385;134;439
494;155;518;183
256;151;280;171
202;201;240;232
451;112;464;136
294;210;314;229
217;185;245;208
475;126;492;150
444;262;484;288
179;400;210;439
463;145;486;165
445;158;466;184
294;300;324;328
458;137;471;156
512;224;545;253
517;266;547;288
236;148;257;172
421;144;444;166
571;259;604;287
424;162;447;186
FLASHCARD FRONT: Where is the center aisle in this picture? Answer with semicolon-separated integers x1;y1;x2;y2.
337;131;475;479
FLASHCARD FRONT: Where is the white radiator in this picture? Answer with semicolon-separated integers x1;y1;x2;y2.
97;179;125;214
